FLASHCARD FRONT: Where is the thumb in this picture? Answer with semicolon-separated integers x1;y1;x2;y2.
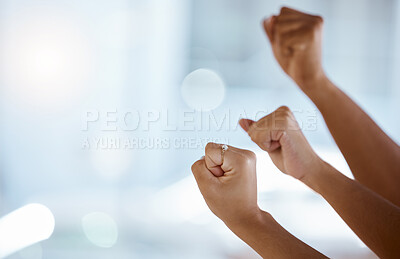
191;158;218;184
263;16;276;43
239;119;255;132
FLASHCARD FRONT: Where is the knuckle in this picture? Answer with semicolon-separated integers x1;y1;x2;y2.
274;106;294;128
245;150;257;162
277;106;292;117
277;105;290;112
280;6;289;14
311;16;324;28
205;142;215;153
315;15;324;24
240;150;256;166
191;160;201;173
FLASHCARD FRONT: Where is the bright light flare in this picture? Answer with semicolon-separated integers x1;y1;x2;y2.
1;8;92;109
0;204;55;258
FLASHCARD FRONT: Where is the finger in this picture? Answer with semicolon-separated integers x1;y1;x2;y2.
275;15;316;23
269;141;282;151
204;143;225;177
269;130;285;151
246;111;291;152
239;119;255;132
275;20;307;34
279;28;310;50
249;127;272;150
246;118;259;137
247;119;276;151
205;142;249;175
263;16;276;43
191;158;218;185
249;127;284;152
280;6;307;16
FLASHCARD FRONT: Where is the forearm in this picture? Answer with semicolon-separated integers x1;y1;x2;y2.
303;162;400;258
301;74;400;205
226;210;327;258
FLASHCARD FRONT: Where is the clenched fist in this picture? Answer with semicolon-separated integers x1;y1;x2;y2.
240;106;323;181
264;7;325;89
191;143;260;227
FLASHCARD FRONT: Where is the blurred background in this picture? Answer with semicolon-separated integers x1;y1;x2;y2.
0;0;399;258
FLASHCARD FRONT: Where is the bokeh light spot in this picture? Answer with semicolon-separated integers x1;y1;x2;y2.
81;212;118;248
181;68;226;111
0;204;55;258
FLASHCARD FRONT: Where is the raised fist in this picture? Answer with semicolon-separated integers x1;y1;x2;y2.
240;106;323;181
191;143;260;226
264;7;325;89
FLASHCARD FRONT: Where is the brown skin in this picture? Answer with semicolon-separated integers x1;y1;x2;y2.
264;7;325;88
239;106;320;181
303;163;400;259
240;107;400;259
194;143;259;225
191;6;400;259
264;7;400;206
192;143;327;258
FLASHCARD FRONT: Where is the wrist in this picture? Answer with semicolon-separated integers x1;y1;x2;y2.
301;160;334;193
296;70;330;95
225;207;270;231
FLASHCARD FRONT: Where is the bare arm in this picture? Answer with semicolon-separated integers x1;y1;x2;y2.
191;143;326;258
304;75;400;205
227;210;327;259
302;162;400;258
264;7;400;205
241;106;400;258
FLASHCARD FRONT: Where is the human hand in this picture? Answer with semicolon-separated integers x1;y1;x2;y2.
239;106;323;181
264;7;325;90
191;143;261;227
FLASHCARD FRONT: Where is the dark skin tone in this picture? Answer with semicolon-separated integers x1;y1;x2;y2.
263;7;400;207
192;6;400;259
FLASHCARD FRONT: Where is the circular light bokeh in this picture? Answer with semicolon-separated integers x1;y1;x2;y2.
181;69;225;111
82;212;118;248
